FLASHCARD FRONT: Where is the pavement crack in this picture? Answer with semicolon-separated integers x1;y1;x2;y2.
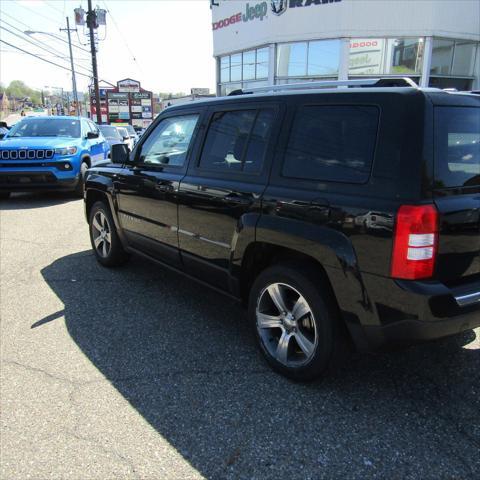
62;429;140;479
2;360;97;387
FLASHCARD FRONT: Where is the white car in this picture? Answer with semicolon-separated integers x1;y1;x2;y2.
115;126;134;151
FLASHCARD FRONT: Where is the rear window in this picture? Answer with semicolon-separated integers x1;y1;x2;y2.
282;105;379;183
434;107;480;188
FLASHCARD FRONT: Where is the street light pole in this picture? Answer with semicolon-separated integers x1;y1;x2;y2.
60;17;80;116
87;0;102;124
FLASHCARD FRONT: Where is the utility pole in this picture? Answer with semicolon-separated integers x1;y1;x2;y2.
60;17;80;116
87;0;102;124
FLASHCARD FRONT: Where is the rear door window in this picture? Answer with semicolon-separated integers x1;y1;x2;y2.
199;109;275;174
282;105;379;183
434;107;480;188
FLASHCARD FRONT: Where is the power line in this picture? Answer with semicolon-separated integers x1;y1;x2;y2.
0;23;93;76
14;2;62;25
0;11;91;56
1;21;68;59
1;25;71;61
45;1;66;16
0;39;92;79
101;0;143;75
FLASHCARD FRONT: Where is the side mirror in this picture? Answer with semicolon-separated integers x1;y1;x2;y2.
0;122;7;128
0;133;5;140
87;131;99;139
123;135;129;141
111;143;130;164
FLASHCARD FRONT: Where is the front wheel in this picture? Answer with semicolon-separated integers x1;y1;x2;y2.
89;201;130;267
248;264;342;381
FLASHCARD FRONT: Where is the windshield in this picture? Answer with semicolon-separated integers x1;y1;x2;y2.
117;127;128;137
126;125;136;135
434;107;480;188
99;125;122;140
9;118;81;138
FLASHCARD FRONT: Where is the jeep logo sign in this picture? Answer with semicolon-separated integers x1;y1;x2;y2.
242;2;268;23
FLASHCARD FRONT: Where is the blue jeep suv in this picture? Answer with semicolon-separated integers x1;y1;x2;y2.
0;116;108;198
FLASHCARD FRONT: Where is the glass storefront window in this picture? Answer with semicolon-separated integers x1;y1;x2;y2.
277;42;307;77
387;38;423;74
220;56;230;83
230;53;242;82
307;40;341;76
452;41;478;76
256;48;269;79
431;39;455;75
222;83;241;96
243;50;256;81
348;39;384;75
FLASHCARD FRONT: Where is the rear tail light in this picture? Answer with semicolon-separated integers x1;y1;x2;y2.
390;204;439;280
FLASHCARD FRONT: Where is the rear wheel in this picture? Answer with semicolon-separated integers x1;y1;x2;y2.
0;191;11;200
89;201;130;267
249;264;342;381
75;161;89;197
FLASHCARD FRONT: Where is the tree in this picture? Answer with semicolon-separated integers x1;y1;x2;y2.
6;80;42;105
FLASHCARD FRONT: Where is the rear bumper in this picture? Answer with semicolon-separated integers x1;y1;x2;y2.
362;309;480;348
351;274;480;349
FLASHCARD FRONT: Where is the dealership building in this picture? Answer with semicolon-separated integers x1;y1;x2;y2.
211;0;480;95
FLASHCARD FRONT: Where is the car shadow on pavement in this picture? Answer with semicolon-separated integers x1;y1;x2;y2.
0;191;79;210
40;250;480;479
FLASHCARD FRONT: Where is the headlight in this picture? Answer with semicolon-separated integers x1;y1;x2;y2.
55;146;78;156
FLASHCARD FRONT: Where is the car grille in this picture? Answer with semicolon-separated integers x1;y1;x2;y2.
0;149;55;160
0;172;57;185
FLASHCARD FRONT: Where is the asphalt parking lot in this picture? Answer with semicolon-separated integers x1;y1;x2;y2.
1;192;479;480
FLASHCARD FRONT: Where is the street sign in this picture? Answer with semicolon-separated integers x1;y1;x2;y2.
191;88;210;96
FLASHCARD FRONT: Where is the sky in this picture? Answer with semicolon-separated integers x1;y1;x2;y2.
0;0;216;95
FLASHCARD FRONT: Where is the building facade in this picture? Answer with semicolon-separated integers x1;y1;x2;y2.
211;0;480;95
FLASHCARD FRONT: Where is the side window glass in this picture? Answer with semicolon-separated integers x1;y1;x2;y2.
243;109;275;173
282;106;379;183
139;114;199;167
89;122;99;135
82;120;90;136
199;109;274;173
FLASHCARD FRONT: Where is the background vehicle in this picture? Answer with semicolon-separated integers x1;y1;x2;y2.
125;124;139;146
115;126;134;151
0;121;10;140
98;125;124;158
0;116;108;198
84;79;480;380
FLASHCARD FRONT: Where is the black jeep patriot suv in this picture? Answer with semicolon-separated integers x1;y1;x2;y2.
84;78;480;380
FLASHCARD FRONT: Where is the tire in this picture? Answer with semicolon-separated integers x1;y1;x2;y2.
89;201;130;267
0;191;11;200
75;161;89;197
248;263;343;381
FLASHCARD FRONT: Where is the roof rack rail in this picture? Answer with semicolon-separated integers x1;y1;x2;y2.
228;77;418;95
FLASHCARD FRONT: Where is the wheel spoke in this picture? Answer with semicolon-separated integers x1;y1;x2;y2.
94;236;102;248
294;330;315;358
102;240;108;257
104;232;111;243
267;284;288;314
276;331;291;364
92;216;102;232
292;295;310;321
100;213;106;229
257;312;283;330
